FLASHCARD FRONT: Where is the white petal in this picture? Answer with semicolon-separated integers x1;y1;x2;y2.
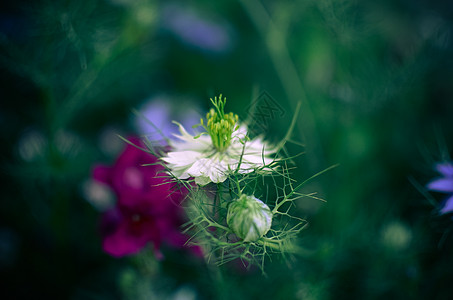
169;165;191;179
208;160;228;183
161;150;200;165
243;153;273;165
186;158;212;177
195;175;211;186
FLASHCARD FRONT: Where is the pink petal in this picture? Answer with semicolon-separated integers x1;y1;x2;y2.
102;213;159;257
92;165;113;185
102;221;148;257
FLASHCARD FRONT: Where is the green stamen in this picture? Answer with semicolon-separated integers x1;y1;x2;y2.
202;95;239;152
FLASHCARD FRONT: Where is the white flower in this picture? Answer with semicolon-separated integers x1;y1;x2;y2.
161;123;276;185
161;95;277;185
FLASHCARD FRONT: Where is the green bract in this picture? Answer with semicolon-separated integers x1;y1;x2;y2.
227;194;272;242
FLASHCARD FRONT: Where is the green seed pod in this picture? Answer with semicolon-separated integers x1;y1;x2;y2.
227;195;272;242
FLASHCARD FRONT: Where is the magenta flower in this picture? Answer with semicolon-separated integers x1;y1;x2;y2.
92;138;192;258
427;162;453;214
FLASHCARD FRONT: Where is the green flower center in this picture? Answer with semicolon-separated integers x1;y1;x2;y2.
202;95;238;152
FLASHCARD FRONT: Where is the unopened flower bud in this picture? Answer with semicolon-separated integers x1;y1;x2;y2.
227;195;272;242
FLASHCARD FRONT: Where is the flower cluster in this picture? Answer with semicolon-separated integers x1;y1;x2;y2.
427;162;453;215
158;95;316;270
95;94;324;271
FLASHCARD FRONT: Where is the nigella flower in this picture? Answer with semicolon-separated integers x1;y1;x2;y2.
427;162;453;214
161;95;277;185
92;138;192;258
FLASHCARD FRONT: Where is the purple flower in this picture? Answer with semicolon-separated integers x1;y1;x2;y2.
427;162;453;214
161;4;234;54
92;138;194;258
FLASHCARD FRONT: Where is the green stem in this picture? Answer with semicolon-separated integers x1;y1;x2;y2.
213;183;222;217
272;198;289;214
258;237;283;250
208;221;230;232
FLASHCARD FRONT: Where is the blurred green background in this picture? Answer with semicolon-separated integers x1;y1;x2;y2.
1;0;453;299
